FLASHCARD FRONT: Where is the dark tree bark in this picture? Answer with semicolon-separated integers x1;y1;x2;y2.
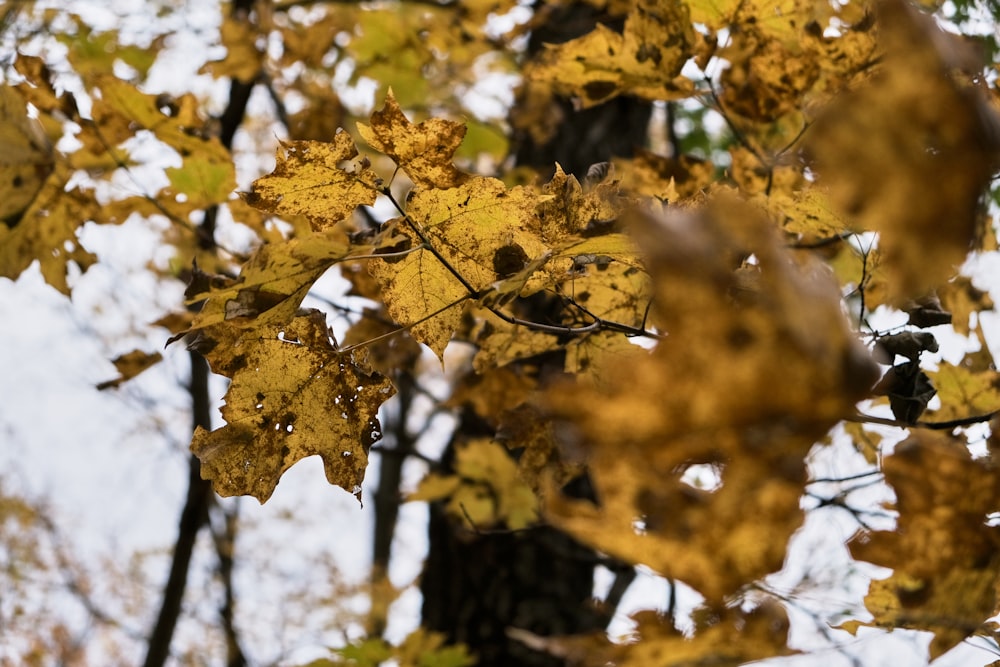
419;3;651;664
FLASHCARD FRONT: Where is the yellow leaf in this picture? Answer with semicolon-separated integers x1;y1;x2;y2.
544;191;877;602
807;0;999;303
0;164;99;294
166;153;236;209
200;16;264;83
925;364;1000;423
175;229;356;345
408;473;462;502
938;275;993;337
0;86;51;224
842;420;882;464
245;134;381;231
526;0;696;107
849;432;1000;657
357;92;469;189
369;177;548;357
191;310;396;503
413;439;539;529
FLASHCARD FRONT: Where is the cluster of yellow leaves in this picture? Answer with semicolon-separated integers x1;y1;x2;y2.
0;52;237;293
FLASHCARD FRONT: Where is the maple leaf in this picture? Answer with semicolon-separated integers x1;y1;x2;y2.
190;310;395;503
369;177;549;357
513;604;794;667
544;191;878;602
848;432;1000;658
0;163;100;294
244;132;381;231
96;349;164;391
173;229;357;347
357;92;469;190
0;86;51;223
199;16;264;83
410;439;538;530
807;0;999;303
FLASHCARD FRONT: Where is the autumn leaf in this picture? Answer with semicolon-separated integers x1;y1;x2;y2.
0;86;52;224
807;0;999;303
174;229;357;346
410;439;538;530
369;177;549;357
96;349;164;390
924;364;1000;423
0;163;100;294
544;191;878;602
244;132;381;231
200;16;264;83
190;310;395;503
357;92;469;189
849;432;1000;658
516;604;794;667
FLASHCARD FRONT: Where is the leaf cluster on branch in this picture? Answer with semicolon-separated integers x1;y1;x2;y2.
4;0;1000;663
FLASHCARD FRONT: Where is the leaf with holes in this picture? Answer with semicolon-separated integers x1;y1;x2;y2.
190;309;395;503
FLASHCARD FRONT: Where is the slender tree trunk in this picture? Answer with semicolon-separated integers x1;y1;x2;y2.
143;0;255;659
142;355;214;667
419;3;651;664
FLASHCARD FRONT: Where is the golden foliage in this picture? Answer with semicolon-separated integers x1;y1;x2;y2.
4;0;1000;662
848;432;1000;657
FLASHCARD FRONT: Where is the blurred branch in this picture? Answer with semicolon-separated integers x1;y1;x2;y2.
208;499;248;667
370;373;416;637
